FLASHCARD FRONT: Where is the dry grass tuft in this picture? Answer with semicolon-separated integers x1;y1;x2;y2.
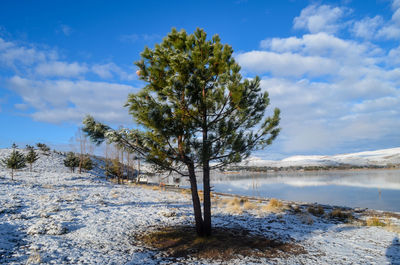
181;189;191;195
242;201;257;211
366;216;386;227
220;197;241;207
26;251;41;264
135;226;306;261
225;204;243;215
330;209;353;222
307;205;325;216
262;198;285;212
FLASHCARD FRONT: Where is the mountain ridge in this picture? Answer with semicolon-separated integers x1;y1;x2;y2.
238;147;400;169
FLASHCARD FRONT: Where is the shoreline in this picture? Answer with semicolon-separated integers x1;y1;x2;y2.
224;165;400;174
126;179;400;220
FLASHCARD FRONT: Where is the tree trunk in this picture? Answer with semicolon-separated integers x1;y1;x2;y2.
11;168;14;180
188;162;204;237
79;154;82;174
203;160;212;236
202;93;212;236
30;163;32;172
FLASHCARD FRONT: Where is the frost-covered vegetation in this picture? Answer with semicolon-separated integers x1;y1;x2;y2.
0;148;399;264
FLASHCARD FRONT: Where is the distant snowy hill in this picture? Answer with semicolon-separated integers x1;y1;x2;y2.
0;148;69;173
0;148;106;175
239;147;400;168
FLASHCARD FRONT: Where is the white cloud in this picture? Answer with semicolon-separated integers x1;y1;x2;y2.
377;25;400;39
35;61;88;77
260;77;400;153
14;103;29;110
60;25;72;36
388;46;400;65
120;34;139;43
260;36;303;52
352;97;400;113
91;63;135;80
236;50;337;77
7;76;137;124
0;38;57;70
391;0;400;23
0;36;140;124
375;0;400;39
119;33;160;43
293;5;347;34
0;37;137;81
351;16;383;39
241;2;400;154
261;32;375;60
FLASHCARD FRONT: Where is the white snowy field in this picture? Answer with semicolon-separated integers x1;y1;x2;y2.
241;147;400;168
0;149;399;264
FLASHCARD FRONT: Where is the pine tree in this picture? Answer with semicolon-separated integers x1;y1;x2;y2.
63;152;80;173
36;143;50;155
25;145;34;151
1;150;26;180
11;143;18;149
81;156;93;171
83;28;280;236
25;149;39;172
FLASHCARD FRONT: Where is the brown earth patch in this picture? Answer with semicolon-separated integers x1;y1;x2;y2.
133;226;306;261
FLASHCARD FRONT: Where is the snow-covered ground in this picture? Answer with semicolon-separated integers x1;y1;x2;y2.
0;149;399;264
241;147;400;168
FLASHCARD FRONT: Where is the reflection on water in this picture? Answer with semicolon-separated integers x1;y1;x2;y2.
151;169;400;212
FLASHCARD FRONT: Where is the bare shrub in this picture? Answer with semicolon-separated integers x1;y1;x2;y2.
307;205;325;216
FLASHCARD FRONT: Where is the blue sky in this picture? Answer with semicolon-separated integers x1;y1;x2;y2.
0;0;399;159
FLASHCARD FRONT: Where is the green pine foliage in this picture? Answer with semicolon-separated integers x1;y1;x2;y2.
36;143;50;154
81;156;93;171
1;150;26;180
83;28;280;236
64;152;80;173
11;143;18;149
25;149;39;172
25;145;34;151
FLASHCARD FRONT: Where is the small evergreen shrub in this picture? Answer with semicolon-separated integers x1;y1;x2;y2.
1;150;26;180
25;149;39;172
81;156;93;171
64;152;80;173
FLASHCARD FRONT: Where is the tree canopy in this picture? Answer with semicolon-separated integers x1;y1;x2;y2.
83;28;280;236
1;150;26;180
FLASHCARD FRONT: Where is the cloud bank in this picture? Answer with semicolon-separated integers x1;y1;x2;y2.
0;37;137;124
237;1;400;154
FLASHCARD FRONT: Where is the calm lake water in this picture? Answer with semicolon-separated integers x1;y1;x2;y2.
152;169;400;212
